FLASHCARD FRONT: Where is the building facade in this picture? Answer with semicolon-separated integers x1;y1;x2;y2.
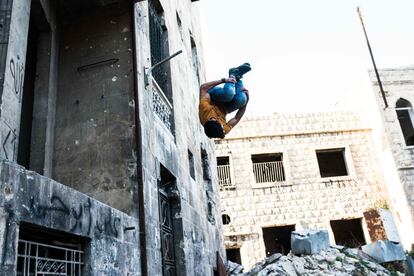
215;112;393;269
369;67;414;250
0;0;224;275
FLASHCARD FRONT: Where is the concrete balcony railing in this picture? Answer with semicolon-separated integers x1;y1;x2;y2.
252;161;285;183
151;77;173;132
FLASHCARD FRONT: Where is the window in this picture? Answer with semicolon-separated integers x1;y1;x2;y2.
200;148;211;181
262;225;295;256
190;36;200;86
316;148;348;178
18;223;86;275
148;0;172;101
188;150;195;179
330;218;366;248
222;214;231;225
226;248;241;265
251;153;285;183
217;156;233;189
396;98;414;146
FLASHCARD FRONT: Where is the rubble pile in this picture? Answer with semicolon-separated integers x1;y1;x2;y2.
226;246;405;276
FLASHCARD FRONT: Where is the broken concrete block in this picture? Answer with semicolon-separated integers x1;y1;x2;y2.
361;240;405;263
291;230;330;255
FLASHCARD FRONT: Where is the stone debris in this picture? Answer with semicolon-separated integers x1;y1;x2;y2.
291;230;330;255
361;240;406;263
226;246;405;276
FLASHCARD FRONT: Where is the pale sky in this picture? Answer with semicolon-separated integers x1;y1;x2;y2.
198;1;414;116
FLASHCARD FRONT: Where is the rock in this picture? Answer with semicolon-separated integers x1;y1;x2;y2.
291;230;330;255
226;260;244;275
361;240;405;263
265;253;282;265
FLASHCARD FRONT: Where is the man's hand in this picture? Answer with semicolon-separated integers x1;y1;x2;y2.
223;77;237;84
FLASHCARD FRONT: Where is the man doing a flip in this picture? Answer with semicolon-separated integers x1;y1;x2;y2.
199;63;251;139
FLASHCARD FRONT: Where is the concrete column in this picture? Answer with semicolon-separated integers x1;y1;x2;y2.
0;0;31;162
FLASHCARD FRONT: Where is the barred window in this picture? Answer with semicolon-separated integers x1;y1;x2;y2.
148;0;172;101
251;153;285;183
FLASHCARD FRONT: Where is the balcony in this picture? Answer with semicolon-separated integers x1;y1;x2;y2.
151;77;173;132
217;164;233;189
252;161;285;183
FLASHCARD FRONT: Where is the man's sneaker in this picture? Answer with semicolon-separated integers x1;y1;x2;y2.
228;63;251;80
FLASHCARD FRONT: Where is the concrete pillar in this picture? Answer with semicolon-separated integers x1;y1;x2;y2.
0;0;31;162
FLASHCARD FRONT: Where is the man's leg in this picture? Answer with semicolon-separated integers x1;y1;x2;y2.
222;80;248;113
208;82;236;103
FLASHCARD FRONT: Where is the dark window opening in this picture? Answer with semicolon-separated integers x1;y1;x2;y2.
316;148;348;178
148;0;172;101
217;156;230;166
222;214;231;225
190;36;200;86
262;225;295;256
200;148;211;181
17;222;88;275
251;153;285;183
396;98;414;146
330;218;366;248
188;150;195;180
17;0;50;173
226;248;241;265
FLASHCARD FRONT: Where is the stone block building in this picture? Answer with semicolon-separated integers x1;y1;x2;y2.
0;0;224;275
214;112;393;269
369;66;414;250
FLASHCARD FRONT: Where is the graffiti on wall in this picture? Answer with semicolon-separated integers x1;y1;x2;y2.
27;195;121;238
9;56;24;98
2;128;16;160
1;192;123;265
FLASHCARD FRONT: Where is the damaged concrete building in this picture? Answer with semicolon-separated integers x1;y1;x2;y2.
369;66;414;250
0;0;225;275
214;112;397;269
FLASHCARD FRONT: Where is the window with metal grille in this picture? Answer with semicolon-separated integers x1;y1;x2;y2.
217;156;233;189
316;148;348;178
251;153;285;183
396;98;414;146
148;0;172;101
17;223;86;276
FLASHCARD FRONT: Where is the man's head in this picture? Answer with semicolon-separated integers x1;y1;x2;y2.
204;119;225;139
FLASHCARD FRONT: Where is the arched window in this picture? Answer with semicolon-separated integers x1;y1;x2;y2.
396;98;414;146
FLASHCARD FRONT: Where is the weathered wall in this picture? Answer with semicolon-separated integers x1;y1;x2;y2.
0;159;140;275
215;112;389;269
52;1;137;214
369;67;414;249
133;0;224;275
0;0;30;162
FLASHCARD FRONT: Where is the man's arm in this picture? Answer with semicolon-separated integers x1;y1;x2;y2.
199;78;236;100
227;89;249;128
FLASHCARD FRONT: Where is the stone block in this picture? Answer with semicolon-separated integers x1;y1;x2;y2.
361;240;405;263
291;230;330;255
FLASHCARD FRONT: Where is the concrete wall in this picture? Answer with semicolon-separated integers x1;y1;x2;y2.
369;67;414;249
215;112;389;269
0;159;140;275
133;0;224;275
52;1;137;215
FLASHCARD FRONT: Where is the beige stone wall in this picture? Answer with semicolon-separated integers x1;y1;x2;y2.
215;112;388;268
369;67;414;249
